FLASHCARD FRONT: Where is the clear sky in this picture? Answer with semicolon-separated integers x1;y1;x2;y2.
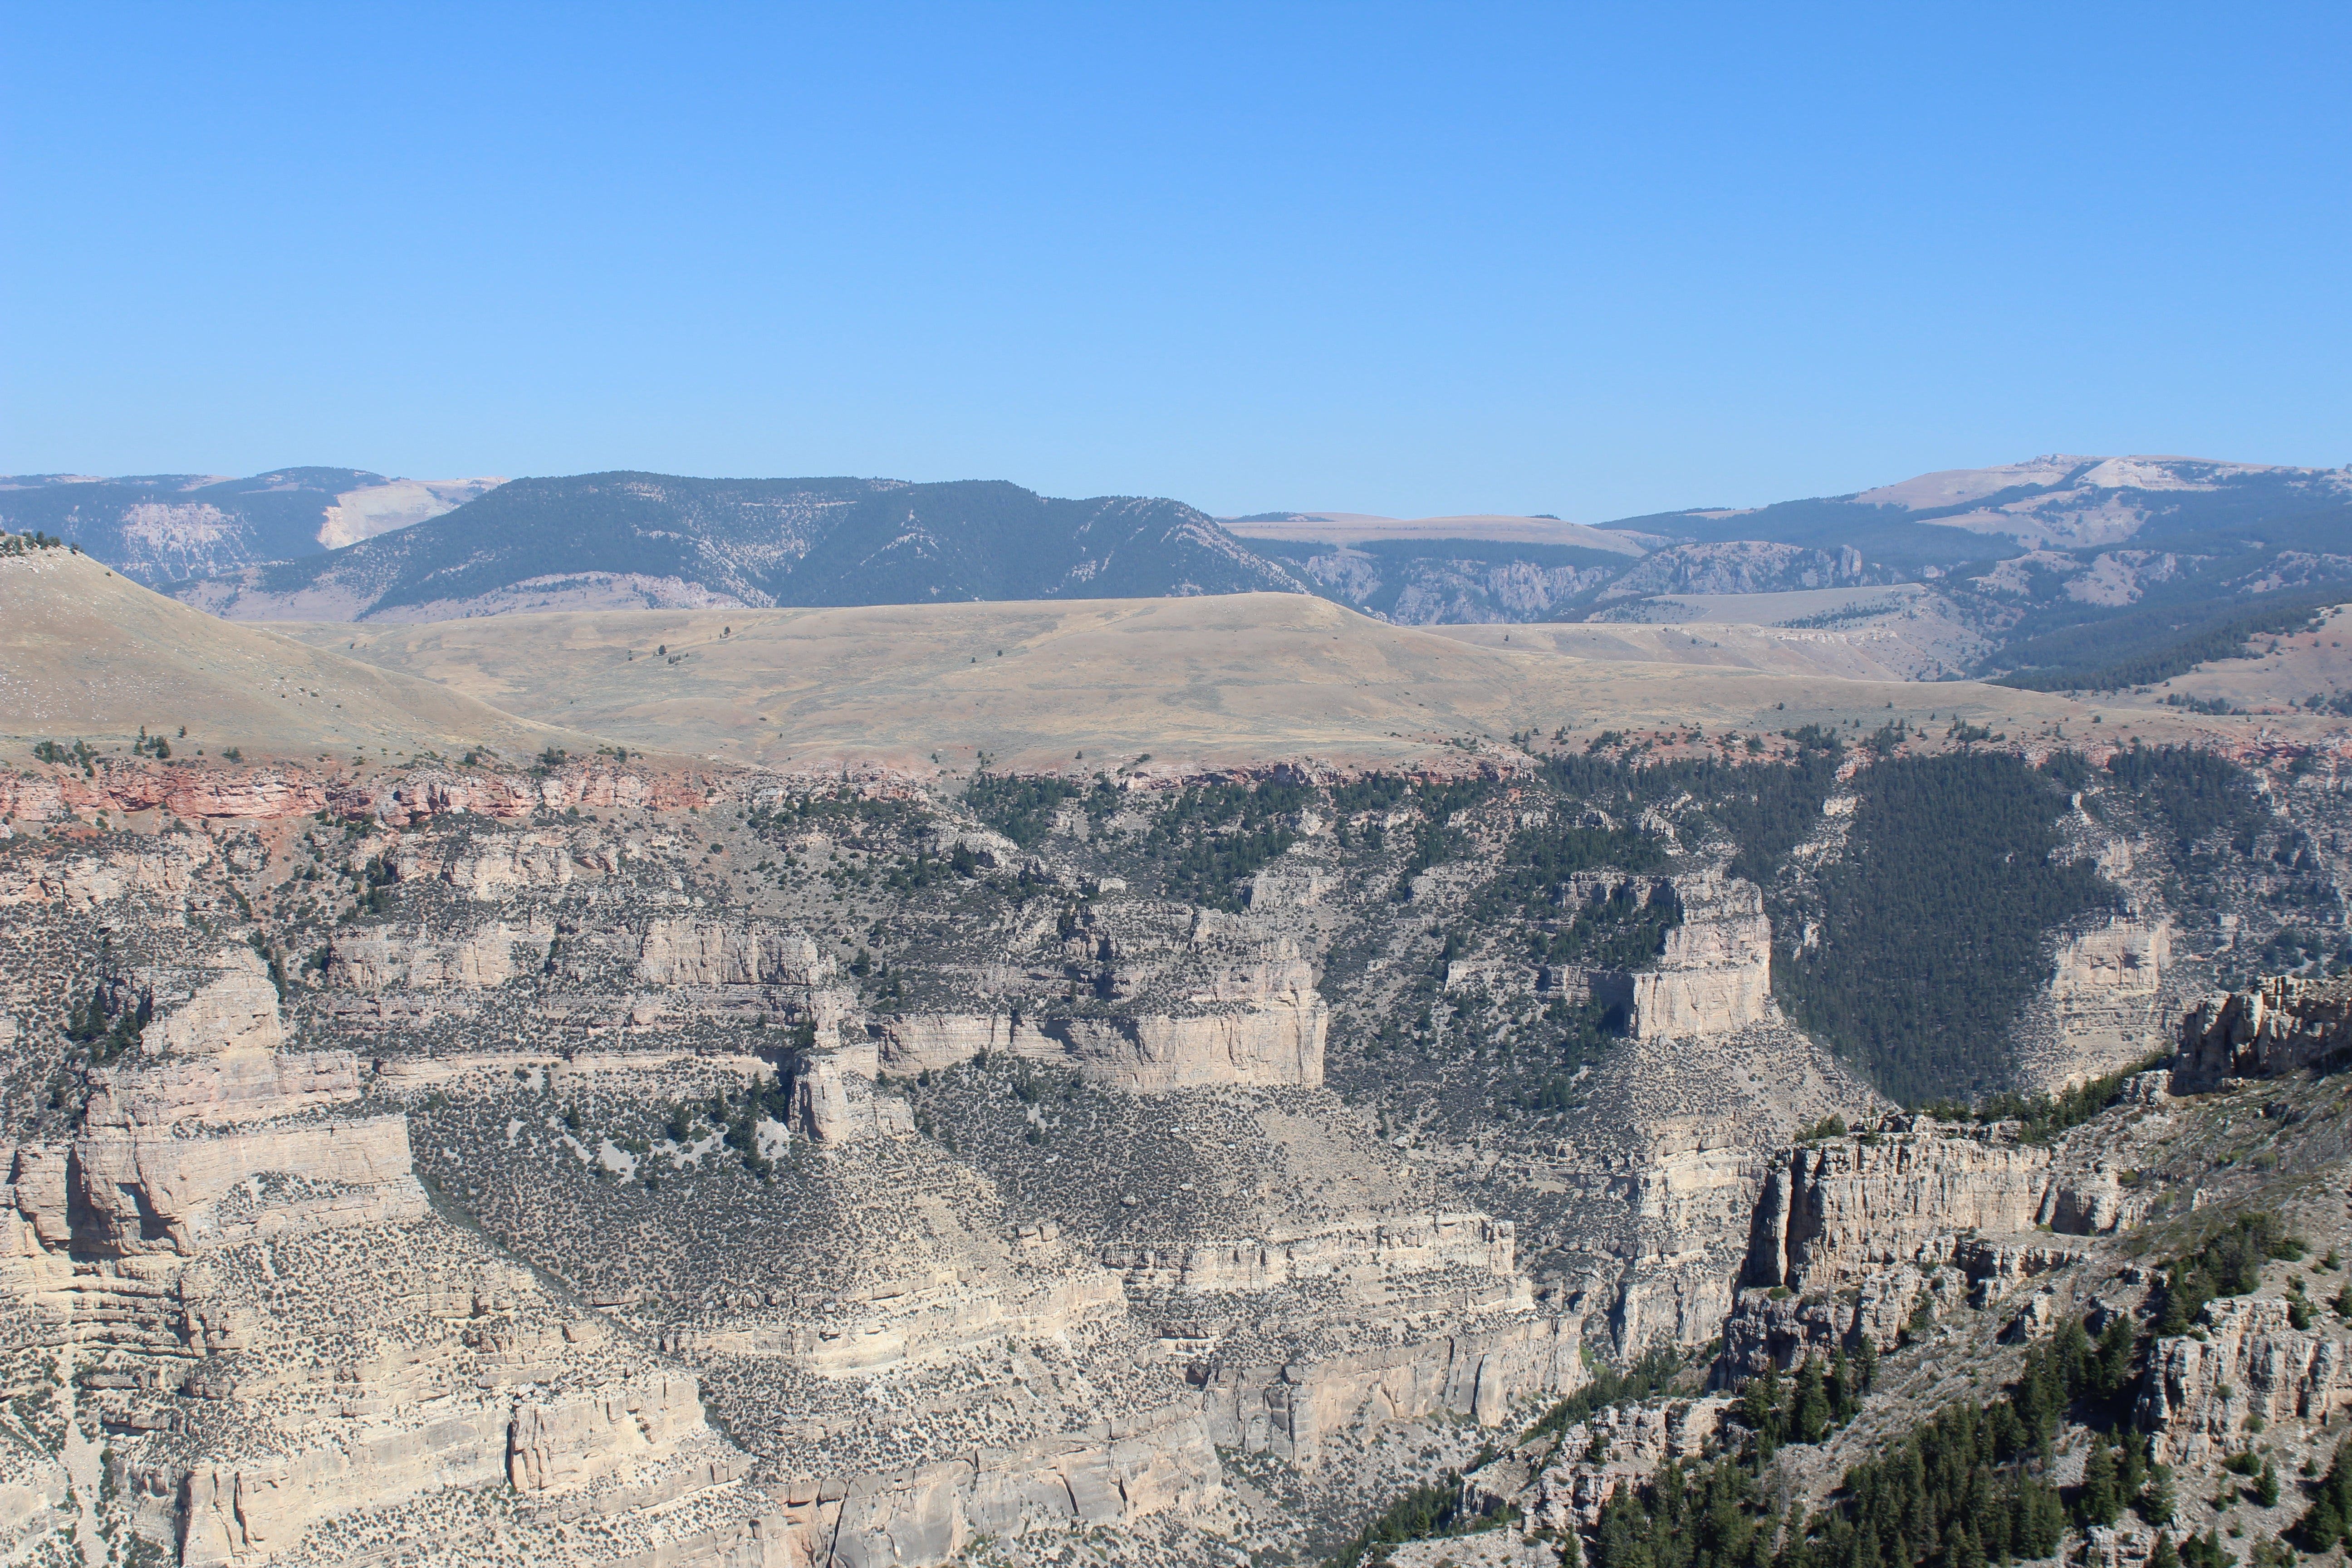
4;3;2347;521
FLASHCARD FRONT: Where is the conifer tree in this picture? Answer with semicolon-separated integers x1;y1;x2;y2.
1743;1362;1785;1459
1771;1505;1804;1568
1793;1355;1832;1445
2144;1463;2178;1527
1831;1345;1857;1422
2080;1437;2121;1527
2150;1531;2180;1568
2305;1489;2344;1553
2255;1459;2279;1509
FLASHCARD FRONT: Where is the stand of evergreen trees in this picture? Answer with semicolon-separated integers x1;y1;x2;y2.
1581;1315;2154;1568
1774;752;2115;1105
2154;1211;2305;1335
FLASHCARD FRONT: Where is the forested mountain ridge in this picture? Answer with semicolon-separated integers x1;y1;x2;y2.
39;454;2352;691
0;468;500;583
168;470;1305;620
1251;456;2352;684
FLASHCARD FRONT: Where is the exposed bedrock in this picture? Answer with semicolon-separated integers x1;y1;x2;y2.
681;1406;1226;1568
1629;873;1774;1040
866;943;1327;1092
1191;1313;1587;1463
328;919;553;993
0;758;729;828
2010;916;2173;1094
2135;1295;2352;1464
1741;1123;2152;1294
1713;1113;2161;1379
2174;972;2352;1089
1102;1212;1514;1294
83;1049;362;1129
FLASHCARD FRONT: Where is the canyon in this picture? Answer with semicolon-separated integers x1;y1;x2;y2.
6;552;2352;1567
0;716;2340;1568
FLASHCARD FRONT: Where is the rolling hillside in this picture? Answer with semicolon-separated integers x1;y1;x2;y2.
0;541;592;765
66;454;2352;693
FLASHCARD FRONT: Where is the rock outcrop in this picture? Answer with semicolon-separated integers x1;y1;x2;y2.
1629;874;1773;1039
2136;1295;2352;1463
2011;916;2173;1093
2174;973;2352;1089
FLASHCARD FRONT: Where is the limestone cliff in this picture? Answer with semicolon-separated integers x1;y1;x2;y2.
1629;873;1774;1040
2174;972;2352;1089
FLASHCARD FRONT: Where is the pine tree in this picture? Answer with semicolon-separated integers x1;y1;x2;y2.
2151;1531;2180;1568
1772;1504;1804;1568
2144;1463;2178;1527
1831;1345;1857;1423
2119;1432;2146;1504
1793;1355;1832;1445
2255;1459;2279;1509
1744;1362;1785;1459
2080;1437;2121;1527
2305;1493;2343;1553
1856;1335;1879;1396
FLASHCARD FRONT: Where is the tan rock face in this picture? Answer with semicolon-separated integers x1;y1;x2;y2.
0;757;722;828
1044;1004;1324;1091
2011;916;2174;1095
1103;1212;1515;1295
1193;1315;1588;1463
2175;974;2352;1089
863;936;1325;1092
729;1405;1225;1568
637;919;835;988
0;832;216;908
2136;1295;2352;1463
794;1054;916;1145
1629;875;1773;1040
508;1374;730;1499
1744;1130;2059;1292
329;920;551;993
71;1115;426;1255
147;945;284;1055
1717;1117;2147;1378
875;1013;1018;1075
0;1009;772;1568
83;1049;362;1127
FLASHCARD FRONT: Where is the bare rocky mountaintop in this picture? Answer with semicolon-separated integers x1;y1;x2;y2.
0;469;500;586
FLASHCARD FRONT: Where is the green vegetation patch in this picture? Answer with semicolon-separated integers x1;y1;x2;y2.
2157;1210;2304;1334
1917;1052;2169;1144
1992;587;2342;693
963;772;1082;848
1776;753;2117;1106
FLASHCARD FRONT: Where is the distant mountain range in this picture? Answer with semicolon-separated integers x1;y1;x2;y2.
0;468;500;583
165;474;1294;622
14;454;2352;691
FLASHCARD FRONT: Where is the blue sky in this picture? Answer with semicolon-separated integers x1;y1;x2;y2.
4;3;2347;520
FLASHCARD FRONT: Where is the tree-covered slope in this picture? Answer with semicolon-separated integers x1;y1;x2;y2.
0;468;391;584
172;472;1304;619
